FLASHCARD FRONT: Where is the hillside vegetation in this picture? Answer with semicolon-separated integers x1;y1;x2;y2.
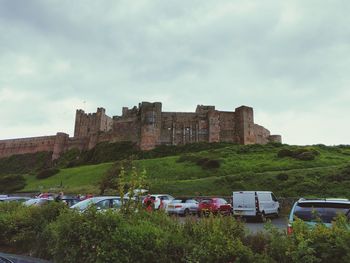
5;142;348;198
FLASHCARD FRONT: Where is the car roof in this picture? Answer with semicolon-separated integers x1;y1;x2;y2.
90;196;120;201
233;191;273;194
297;198;350;204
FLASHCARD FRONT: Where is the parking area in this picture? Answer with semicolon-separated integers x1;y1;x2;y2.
176;215;288;233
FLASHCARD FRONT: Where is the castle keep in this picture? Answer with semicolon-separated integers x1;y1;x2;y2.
0;102;281;160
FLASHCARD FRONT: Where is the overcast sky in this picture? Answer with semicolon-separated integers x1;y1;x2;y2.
0;0;349;145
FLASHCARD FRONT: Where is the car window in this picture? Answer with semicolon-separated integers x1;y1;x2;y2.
111;199;122;208
220;199;227;204
201;199;212;204
271;193;278;202
160;196;169;200
172;199;185;203
96;199;111;209
259;193;271;202
186;200;197;204
294;202;350;223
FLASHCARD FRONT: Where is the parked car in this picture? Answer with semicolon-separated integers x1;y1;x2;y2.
0;252;51;263
166;198;199;216
147;194;174;210
24;198;53;207
0;196;30;203
36;193;55;199
198;198;232;216
288;198;350;234
70;196;127;212
60;196;81;207
232;191;280;221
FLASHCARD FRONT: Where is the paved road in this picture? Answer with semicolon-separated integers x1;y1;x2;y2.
176;216;288;233
243;217;288;233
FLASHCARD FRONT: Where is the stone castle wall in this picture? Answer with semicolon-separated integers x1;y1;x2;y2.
0;101;281;160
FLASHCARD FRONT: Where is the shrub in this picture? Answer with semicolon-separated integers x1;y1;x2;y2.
176;154;201;163
0;175;26;193
0;151;52;175
276;173;289;181
36;168;60;179
277;149;294;158
0;202;67;258
277;148;319;161
196;158;220;169
2;203;350;263
295;151;315;161
328;165;350;182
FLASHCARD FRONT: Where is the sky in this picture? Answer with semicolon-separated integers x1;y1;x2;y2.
0;0;349;145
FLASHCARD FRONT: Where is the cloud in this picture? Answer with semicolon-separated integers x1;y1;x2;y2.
0;0;349;144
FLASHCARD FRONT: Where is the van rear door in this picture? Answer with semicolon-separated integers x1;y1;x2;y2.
233;192;256;216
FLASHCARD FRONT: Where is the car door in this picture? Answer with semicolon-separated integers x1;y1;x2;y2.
96;199;111;211
186;199;198;213
271;193;279;214
160;195;170;209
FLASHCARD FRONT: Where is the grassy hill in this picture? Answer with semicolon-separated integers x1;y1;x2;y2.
15;143;350;198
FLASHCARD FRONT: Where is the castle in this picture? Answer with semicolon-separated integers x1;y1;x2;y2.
0;102;281;160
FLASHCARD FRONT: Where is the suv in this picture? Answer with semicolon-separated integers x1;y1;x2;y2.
288;198;350;234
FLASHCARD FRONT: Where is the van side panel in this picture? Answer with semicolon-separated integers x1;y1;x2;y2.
232;192;256;216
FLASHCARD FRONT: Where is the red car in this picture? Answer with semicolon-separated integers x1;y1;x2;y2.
198;198;232;216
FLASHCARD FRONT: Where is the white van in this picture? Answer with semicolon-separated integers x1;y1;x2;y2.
232;191;280;221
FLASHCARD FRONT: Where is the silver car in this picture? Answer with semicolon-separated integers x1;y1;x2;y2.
70;196;126;212
166;198;199;216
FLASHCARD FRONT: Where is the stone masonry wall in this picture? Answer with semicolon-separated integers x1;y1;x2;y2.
0;101;281;160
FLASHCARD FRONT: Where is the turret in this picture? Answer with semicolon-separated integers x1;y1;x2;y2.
234;106;255;144
139;102;162;150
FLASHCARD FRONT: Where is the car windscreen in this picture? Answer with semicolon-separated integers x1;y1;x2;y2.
24;199;43;206
201;199;212;204
71;198;94;210
294;202;350;223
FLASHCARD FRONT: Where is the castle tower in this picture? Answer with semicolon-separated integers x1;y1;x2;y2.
52;132;69;160
234;106;255;144
208;110;220;142
139;102;162;150
74;108;112;138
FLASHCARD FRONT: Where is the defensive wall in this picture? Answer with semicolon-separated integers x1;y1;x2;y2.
0;102;281;160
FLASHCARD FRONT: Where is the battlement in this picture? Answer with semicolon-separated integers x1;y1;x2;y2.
0;101;281;160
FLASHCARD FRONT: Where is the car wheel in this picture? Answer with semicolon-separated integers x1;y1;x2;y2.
275;208;280;218
184;209;190;217
260;212;267;223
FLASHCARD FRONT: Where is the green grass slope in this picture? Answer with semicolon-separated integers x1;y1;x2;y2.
21;144;350;198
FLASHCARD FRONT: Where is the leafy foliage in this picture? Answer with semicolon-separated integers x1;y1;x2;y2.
0;175;26;193
1;203;350;263
36;168;60;179
0;151;52;175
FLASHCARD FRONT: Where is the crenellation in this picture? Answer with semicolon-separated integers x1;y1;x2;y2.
0;101;281;160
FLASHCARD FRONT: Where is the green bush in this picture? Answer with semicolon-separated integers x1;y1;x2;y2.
1;202;350;263
0;202;67;258
276;173;289;181
0;174;26;193
0;151;52;175
36;168;60;179
295;151;316;161
277;148;319;161
277;149;294;158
